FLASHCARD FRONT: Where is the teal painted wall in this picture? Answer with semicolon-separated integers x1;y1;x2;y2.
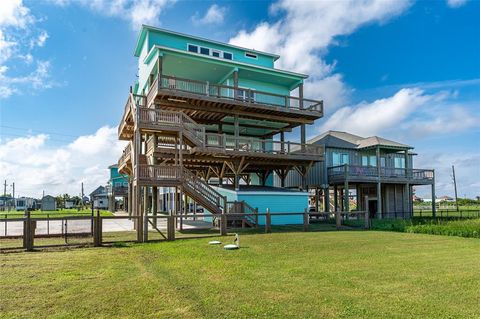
213;187;308;225
147;30;275;68
109;167;128;186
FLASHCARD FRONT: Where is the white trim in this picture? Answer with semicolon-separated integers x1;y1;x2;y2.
199;46;211;56
213;186;307;196
222;51;233;60
150;45;308;79
187;43;199;53
141;24;281;60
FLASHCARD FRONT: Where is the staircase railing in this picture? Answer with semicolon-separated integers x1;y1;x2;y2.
182;168;225;214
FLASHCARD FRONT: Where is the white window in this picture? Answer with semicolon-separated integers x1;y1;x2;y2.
223;52;233;60
212;50;221;58
199;47;210;55
245;52;257;59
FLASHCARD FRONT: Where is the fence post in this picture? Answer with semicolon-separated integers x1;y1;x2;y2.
220;214;227;236
23;210;34;251
303;208;309;231
335;211;341;230
93;210;102;247
167;215;175;241
265;208;271;233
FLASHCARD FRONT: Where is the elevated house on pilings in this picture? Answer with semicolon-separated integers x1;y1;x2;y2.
117;25;325;240
275;131;436;218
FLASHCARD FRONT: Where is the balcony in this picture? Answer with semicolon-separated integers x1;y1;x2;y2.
327;164;434;185
146;75;323;124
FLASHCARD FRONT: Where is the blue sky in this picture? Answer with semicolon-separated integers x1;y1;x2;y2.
0;0;479;198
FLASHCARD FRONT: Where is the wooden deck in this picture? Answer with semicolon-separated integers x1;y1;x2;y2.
146;75;323;125
327;164;434;185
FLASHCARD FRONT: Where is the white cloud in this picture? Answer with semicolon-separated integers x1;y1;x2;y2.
0;1;54;99
30;30;48;48
0;60;56;98
414;152;480;198
317;88;436;137
446;0;469;8
192;4;227;25
0;127;126;198
405;105;480;137
53;0;175;30
0;0;34;28
229;0;412;110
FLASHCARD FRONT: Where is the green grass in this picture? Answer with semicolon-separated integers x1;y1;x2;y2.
0;209;113;219
345;217;480;238
1;231;480;318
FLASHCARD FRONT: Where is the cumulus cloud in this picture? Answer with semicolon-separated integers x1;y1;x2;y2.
446;0;469;8
414;151;480;198
0;127;126;198
0;0;54;99
192;4;227;25
229;0;412;109
317;88;436;137
52;0;175;30
0;0;34;28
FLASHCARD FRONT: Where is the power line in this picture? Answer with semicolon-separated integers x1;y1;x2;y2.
0;125;80;138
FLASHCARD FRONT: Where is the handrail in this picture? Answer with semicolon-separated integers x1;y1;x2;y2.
154;74;323;113
327;164;434;180
137;108;323;156
118;142;132;167
182;168;225;212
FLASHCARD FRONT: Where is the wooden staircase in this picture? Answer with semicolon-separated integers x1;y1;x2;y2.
226;201;258;228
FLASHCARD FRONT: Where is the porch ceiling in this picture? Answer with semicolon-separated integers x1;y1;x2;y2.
161;50;302;88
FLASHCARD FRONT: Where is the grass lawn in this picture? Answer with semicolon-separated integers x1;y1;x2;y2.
1;209;113;219
1;231;480;318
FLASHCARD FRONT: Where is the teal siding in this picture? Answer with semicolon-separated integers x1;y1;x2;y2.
213;187;308;225
147;31;275;68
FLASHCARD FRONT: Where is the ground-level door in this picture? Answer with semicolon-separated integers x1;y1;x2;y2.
367;198;378;219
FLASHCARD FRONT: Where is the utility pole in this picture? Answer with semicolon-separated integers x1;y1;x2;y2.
12;182;15;199
3;180;6;197
81;182;85;209
452;165;459;212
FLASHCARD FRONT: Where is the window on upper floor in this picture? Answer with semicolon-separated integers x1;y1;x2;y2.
361;155;378;167
186;44;233;61
332;152;349;166
394;157;405;168
245;52;258;59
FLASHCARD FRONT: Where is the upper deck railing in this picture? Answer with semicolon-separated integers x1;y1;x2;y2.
327;164;434;183
137;108;323;158
147;75;323;113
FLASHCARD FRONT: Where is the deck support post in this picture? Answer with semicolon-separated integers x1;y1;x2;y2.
324;186;330;212
376;146;382;219
233;70;239;99
344;181;349;213
431;172;436;218
333;185;338;212
299;84;306;152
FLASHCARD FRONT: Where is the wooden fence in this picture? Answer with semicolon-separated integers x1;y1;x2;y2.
0;210;370;252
